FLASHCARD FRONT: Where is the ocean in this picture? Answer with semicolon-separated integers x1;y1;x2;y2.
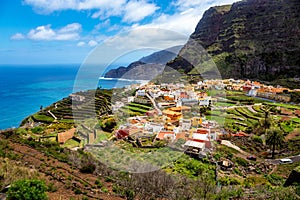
0;64;141;130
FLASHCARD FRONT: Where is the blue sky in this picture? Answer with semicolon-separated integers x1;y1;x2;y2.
0;0;238;65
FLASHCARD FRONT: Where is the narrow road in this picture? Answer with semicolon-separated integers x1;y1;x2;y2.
221;140;251;157
145;93;162;115
266;154;300;165
48;110;58;121
247;105;257;113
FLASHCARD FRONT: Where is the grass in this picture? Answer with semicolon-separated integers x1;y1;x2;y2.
264;102;300;110
129;102;152;110
122;106;148;113
215;102;236;107
90;144;183;172
32;114;54;123
62;139;80;148
93;130;112;143
274;162;300;178
291;118;300;124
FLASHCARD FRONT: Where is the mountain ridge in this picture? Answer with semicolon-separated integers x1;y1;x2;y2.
104;46;182;79
168;0;300;82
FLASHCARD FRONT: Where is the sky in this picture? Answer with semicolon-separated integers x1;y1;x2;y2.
0;0;238;65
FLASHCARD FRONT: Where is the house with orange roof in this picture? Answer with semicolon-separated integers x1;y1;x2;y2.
175;132;189;141
156;131;174;141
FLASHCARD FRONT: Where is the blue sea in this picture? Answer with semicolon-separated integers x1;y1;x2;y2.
0;64;140;130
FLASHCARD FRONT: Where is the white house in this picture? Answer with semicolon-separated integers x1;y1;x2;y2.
127;96;135;103
199;96;211;106
184;140;206;152
136;89;146;96
144;122;164;133
112;101;124;111
180;119;192;131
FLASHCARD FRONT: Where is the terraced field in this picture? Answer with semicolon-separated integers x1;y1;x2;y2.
118;102;152;117
221;104;300;133
21;89;113;126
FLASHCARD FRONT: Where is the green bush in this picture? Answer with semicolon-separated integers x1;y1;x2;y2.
99;116;117;132
233;157;248;167
295;185;300;196
219;176;241;186
265;174;284;186
252;135;263;144
31;126;45;134
95;179;103;188
7;179;48;200
80;162;96;174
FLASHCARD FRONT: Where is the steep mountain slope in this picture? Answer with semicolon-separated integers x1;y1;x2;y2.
104;46;181;79
168;0;300;81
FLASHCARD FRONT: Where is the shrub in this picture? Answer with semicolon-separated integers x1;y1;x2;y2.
99;116;117;132
295;185;300;196
47;182;58;192
219;176;241;186
80;162;96;174
31;126;45;134
252;135;263;144
95;179;103;188
7;179;48;200
234;157;248;167
265;174;284;186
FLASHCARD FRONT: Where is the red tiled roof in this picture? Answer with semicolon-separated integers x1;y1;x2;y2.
156;131;174;140
196;129;209;134
175;132;187;140
116;129;129;139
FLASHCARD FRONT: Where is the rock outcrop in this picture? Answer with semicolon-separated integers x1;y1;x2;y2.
168;0;300;81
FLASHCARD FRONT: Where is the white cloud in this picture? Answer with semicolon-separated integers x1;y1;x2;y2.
173;0;238;11
26;23;82;41
27;25;56;40
104;28;187;50
58;23;82;33
88;40;98;47
77;41;86;47
132;0;239;35
10;33;25;40
24;0;157;23
123;0;158;23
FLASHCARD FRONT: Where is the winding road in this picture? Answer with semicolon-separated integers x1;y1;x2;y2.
145;93;162;115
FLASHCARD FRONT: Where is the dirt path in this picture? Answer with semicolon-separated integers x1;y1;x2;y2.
48;110;58;121
146;93;162;115
247;105;257;113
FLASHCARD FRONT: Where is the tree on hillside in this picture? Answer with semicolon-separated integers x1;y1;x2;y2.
253;107;272;135
260;107;272;132
7;179;48;200
266;127;285;159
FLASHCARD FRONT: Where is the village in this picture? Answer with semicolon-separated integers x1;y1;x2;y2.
110;78;299;158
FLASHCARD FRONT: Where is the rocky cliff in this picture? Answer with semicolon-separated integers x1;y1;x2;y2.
168;0;300;81
104;46;181;79
284;166;300;186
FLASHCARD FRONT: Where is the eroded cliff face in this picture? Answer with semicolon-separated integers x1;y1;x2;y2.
169;0;300;81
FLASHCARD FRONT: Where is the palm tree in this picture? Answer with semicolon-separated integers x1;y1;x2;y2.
260;107;272;132
252;109;272;135
266;127;285;159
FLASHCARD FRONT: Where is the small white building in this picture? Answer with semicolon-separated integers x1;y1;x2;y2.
199;96;211;106
112;101;124;111
180;119;192;131
184;140;206;152
144;122;164;133
136;89;146;96
128;96;135;103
